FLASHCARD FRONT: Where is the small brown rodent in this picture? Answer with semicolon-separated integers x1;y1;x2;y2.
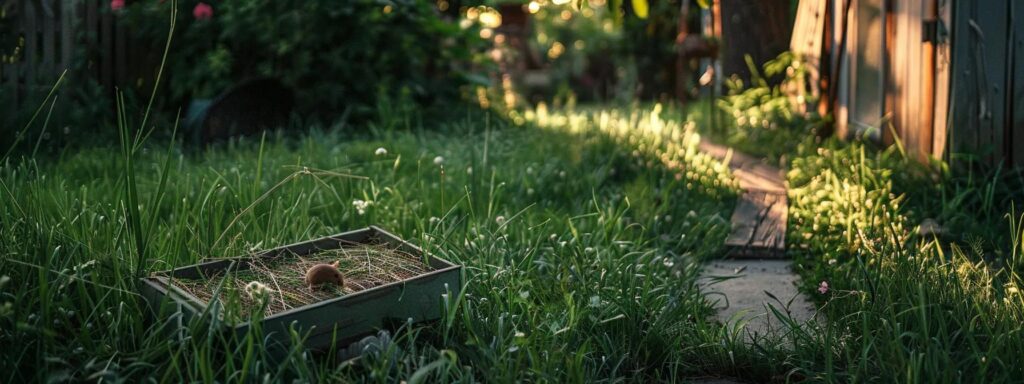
305;261;344;290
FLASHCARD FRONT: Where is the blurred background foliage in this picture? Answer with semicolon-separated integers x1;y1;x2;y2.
4;0;801;150
489;0;696;108
117;0;492;121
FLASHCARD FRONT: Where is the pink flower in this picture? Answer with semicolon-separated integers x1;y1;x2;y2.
818;281;830;294
193;2;213;20
110;0;125;11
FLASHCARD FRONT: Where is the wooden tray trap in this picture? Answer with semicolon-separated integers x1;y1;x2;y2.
138;226;461;351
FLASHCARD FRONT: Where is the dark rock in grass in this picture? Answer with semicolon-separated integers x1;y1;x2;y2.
336;330;393;364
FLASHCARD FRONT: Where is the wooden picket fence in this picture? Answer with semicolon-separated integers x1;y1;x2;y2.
792;0;1024;167
2;0;153;120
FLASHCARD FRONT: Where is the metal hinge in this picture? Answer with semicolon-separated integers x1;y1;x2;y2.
923;19;939;43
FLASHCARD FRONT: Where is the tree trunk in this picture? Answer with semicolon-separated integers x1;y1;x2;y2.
718;0;793;84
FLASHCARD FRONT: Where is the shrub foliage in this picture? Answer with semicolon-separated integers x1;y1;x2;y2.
120;0;489;119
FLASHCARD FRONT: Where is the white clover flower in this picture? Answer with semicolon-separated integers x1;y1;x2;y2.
527;188;535;195
584;247;594;253
558;171;566;178
375;147;388;156
244;281;274;298
429;216;440;224
352;199;372;215
433;156;445;165
828;259;838;265
526;166;534;174
466;166;473;175
495;215;506;225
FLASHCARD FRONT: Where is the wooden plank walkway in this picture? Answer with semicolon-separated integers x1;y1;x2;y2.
698;139;788;258
725;190;787;257
697;139;816;339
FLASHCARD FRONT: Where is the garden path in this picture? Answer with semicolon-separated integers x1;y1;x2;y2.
697;139;816;339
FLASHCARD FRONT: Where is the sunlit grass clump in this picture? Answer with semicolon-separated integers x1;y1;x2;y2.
784;137;1024;381
527;102;740;200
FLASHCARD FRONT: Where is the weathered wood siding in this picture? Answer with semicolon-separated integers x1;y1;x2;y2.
889;0;933;160
851;0;886;141
797;0;1022;167
789;0;827;115
931;0;951;160
949;0;1011;165
2;0;148;122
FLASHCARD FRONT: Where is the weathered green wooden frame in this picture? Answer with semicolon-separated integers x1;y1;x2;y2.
138;226;462;351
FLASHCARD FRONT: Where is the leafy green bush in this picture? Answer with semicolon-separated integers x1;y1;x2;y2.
513;0;691;104
523;2;624;102
710;52;827;162
120;0;489;120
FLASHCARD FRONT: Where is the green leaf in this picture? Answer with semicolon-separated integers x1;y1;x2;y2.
408;359;448;384
696;0;711;8
631;0;648;19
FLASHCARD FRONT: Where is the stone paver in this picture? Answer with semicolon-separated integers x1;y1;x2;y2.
701;260;816;337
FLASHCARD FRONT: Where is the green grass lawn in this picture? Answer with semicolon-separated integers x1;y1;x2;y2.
0;105;757;382
3;99;1024;382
